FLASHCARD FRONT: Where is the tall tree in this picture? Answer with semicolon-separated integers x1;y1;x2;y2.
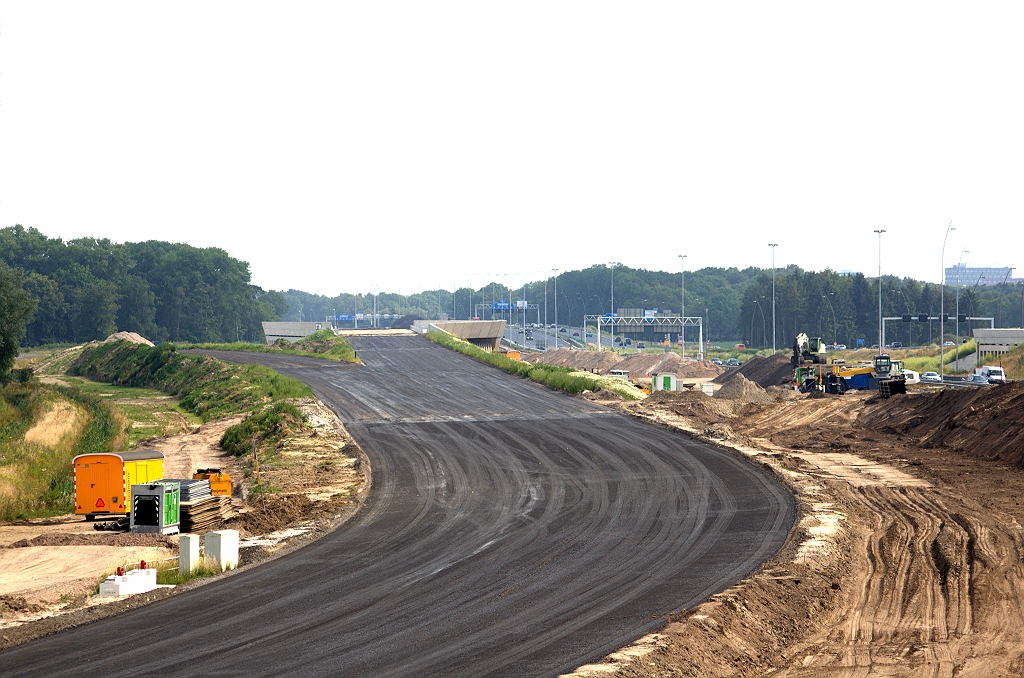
0;263;37;382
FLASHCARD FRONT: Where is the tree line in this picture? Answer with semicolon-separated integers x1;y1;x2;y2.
0;225;285;348
280;264;1024;348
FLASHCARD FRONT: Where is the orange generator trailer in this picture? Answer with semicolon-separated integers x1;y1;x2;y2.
193;468;232;496
73;449;164;520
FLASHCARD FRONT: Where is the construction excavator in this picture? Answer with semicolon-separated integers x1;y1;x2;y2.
791;333;828;366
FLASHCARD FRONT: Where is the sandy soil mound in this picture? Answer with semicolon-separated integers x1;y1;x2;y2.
104;332;154;346
862;380;1024;467
714;373;774;403
713;354;794;388
521;348;622;373
615;353;723;379
639;389;731;420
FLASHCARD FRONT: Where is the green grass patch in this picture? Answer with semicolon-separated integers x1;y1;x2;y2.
220;402;306;457
155;557;228;585
178;329;358;363
71;341;312;421
426;332;645;400
0;382;124;521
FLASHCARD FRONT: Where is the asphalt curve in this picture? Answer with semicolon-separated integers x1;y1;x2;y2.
0;336;795;677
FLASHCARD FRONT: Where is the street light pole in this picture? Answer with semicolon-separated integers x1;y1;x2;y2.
955;247;969;371
940;222;955;381
768;244;778;354
552;269;559;349
678;254;686;356
873;230;885;355
609;262;620;347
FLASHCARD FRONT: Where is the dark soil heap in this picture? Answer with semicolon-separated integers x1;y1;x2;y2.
713;354;794;388
616;353;723;379
861;380;1024;467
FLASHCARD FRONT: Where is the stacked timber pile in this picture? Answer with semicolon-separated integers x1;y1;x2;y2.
180;495;237;533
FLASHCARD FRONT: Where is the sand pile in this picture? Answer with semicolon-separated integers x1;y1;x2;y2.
714;373;774;403
640;389;730;420
104;331;154;346
861;380;1024;467
616;353;723;379
521;348;622;373
713;354;794;388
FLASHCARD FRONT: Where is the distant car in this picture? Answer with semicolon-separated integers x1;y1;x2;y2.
837;344;847;350
711;357;723;365
637;342;645;349
921;371;941;383
943;341;955;347
967;373;990;386
726;358;741;367
558;327;568;333
624;338;632;346
572;331;580;337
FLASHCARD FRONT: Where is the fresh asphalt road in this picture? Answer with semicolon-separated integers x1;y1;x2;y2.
0;336;795;677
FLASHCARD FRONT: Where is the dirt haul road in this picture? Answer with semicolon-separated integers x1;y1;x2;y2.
0;336;794;678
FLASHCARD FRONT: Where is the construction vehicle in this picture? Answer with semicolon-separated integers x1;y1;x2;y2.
791;333;828;365
795;353;906;397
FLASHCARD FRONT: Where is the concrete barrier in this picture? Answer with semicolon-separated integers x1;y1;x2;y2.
179;534;200;575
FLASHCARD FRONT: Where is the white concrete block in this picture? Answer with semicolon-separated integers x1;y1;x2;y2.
205;529;239;571
98;568;158;596
179;534;200;575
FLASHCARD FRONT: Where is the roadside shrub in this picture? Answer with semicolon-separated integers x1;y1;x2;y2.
71;341;311;421
220;402;306;457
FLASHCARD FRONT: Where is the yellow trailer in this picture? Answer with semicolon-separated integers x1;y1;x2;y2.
73;449;164;519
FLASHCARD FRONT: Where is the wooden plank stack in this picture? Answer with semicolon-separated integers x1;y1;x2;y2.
180;495;237;533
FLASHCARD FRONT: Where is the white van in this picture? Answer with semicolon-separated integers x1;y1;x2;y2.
976;366;1007;384
903;369;920;385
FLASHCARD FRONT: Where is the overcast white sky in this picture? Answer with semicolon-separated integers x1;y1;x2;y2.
3;1;1021;296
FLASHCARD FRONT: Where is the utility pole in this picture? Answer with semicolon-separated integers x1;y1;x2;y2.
873;230;885;354
609;262;620;347
678;255;686;356
940;222;955;382
769;244;778;354
552;269;559;349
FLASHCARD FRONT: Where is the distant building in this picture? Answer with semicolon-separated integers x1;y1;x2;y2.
944;264;1019;286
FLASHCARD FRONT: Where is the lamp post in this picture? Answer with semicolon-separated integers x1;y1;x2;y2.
955;247;969;371
609;262;620;348
873;230;885;354
678;254;686;356
768;244;778;354
552;269;559;349
940;222;955;382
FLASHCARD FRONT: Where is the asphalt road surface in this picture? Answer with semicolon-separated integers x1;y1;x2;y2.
1;336;795;677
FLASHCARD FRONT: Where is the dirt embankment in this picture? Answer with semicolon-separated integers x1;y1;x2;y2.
576;382;1024;677
521;348;623;373
615;353;723;379
713;353;795;388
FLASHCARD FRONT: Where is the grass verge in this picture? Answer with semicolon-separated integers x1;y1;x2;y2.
177;329;358;363
71;342;312;421
0;382;124;521
426;331;645;400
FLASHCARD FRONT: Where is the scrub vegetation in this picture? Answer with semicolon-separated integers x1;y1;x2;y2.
426;331;645;400
179;328;358;363
71;341;311;420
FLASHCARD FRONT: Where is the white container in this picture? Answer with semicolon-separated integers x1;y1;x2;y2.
179;534;200;574
205;530;239;571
